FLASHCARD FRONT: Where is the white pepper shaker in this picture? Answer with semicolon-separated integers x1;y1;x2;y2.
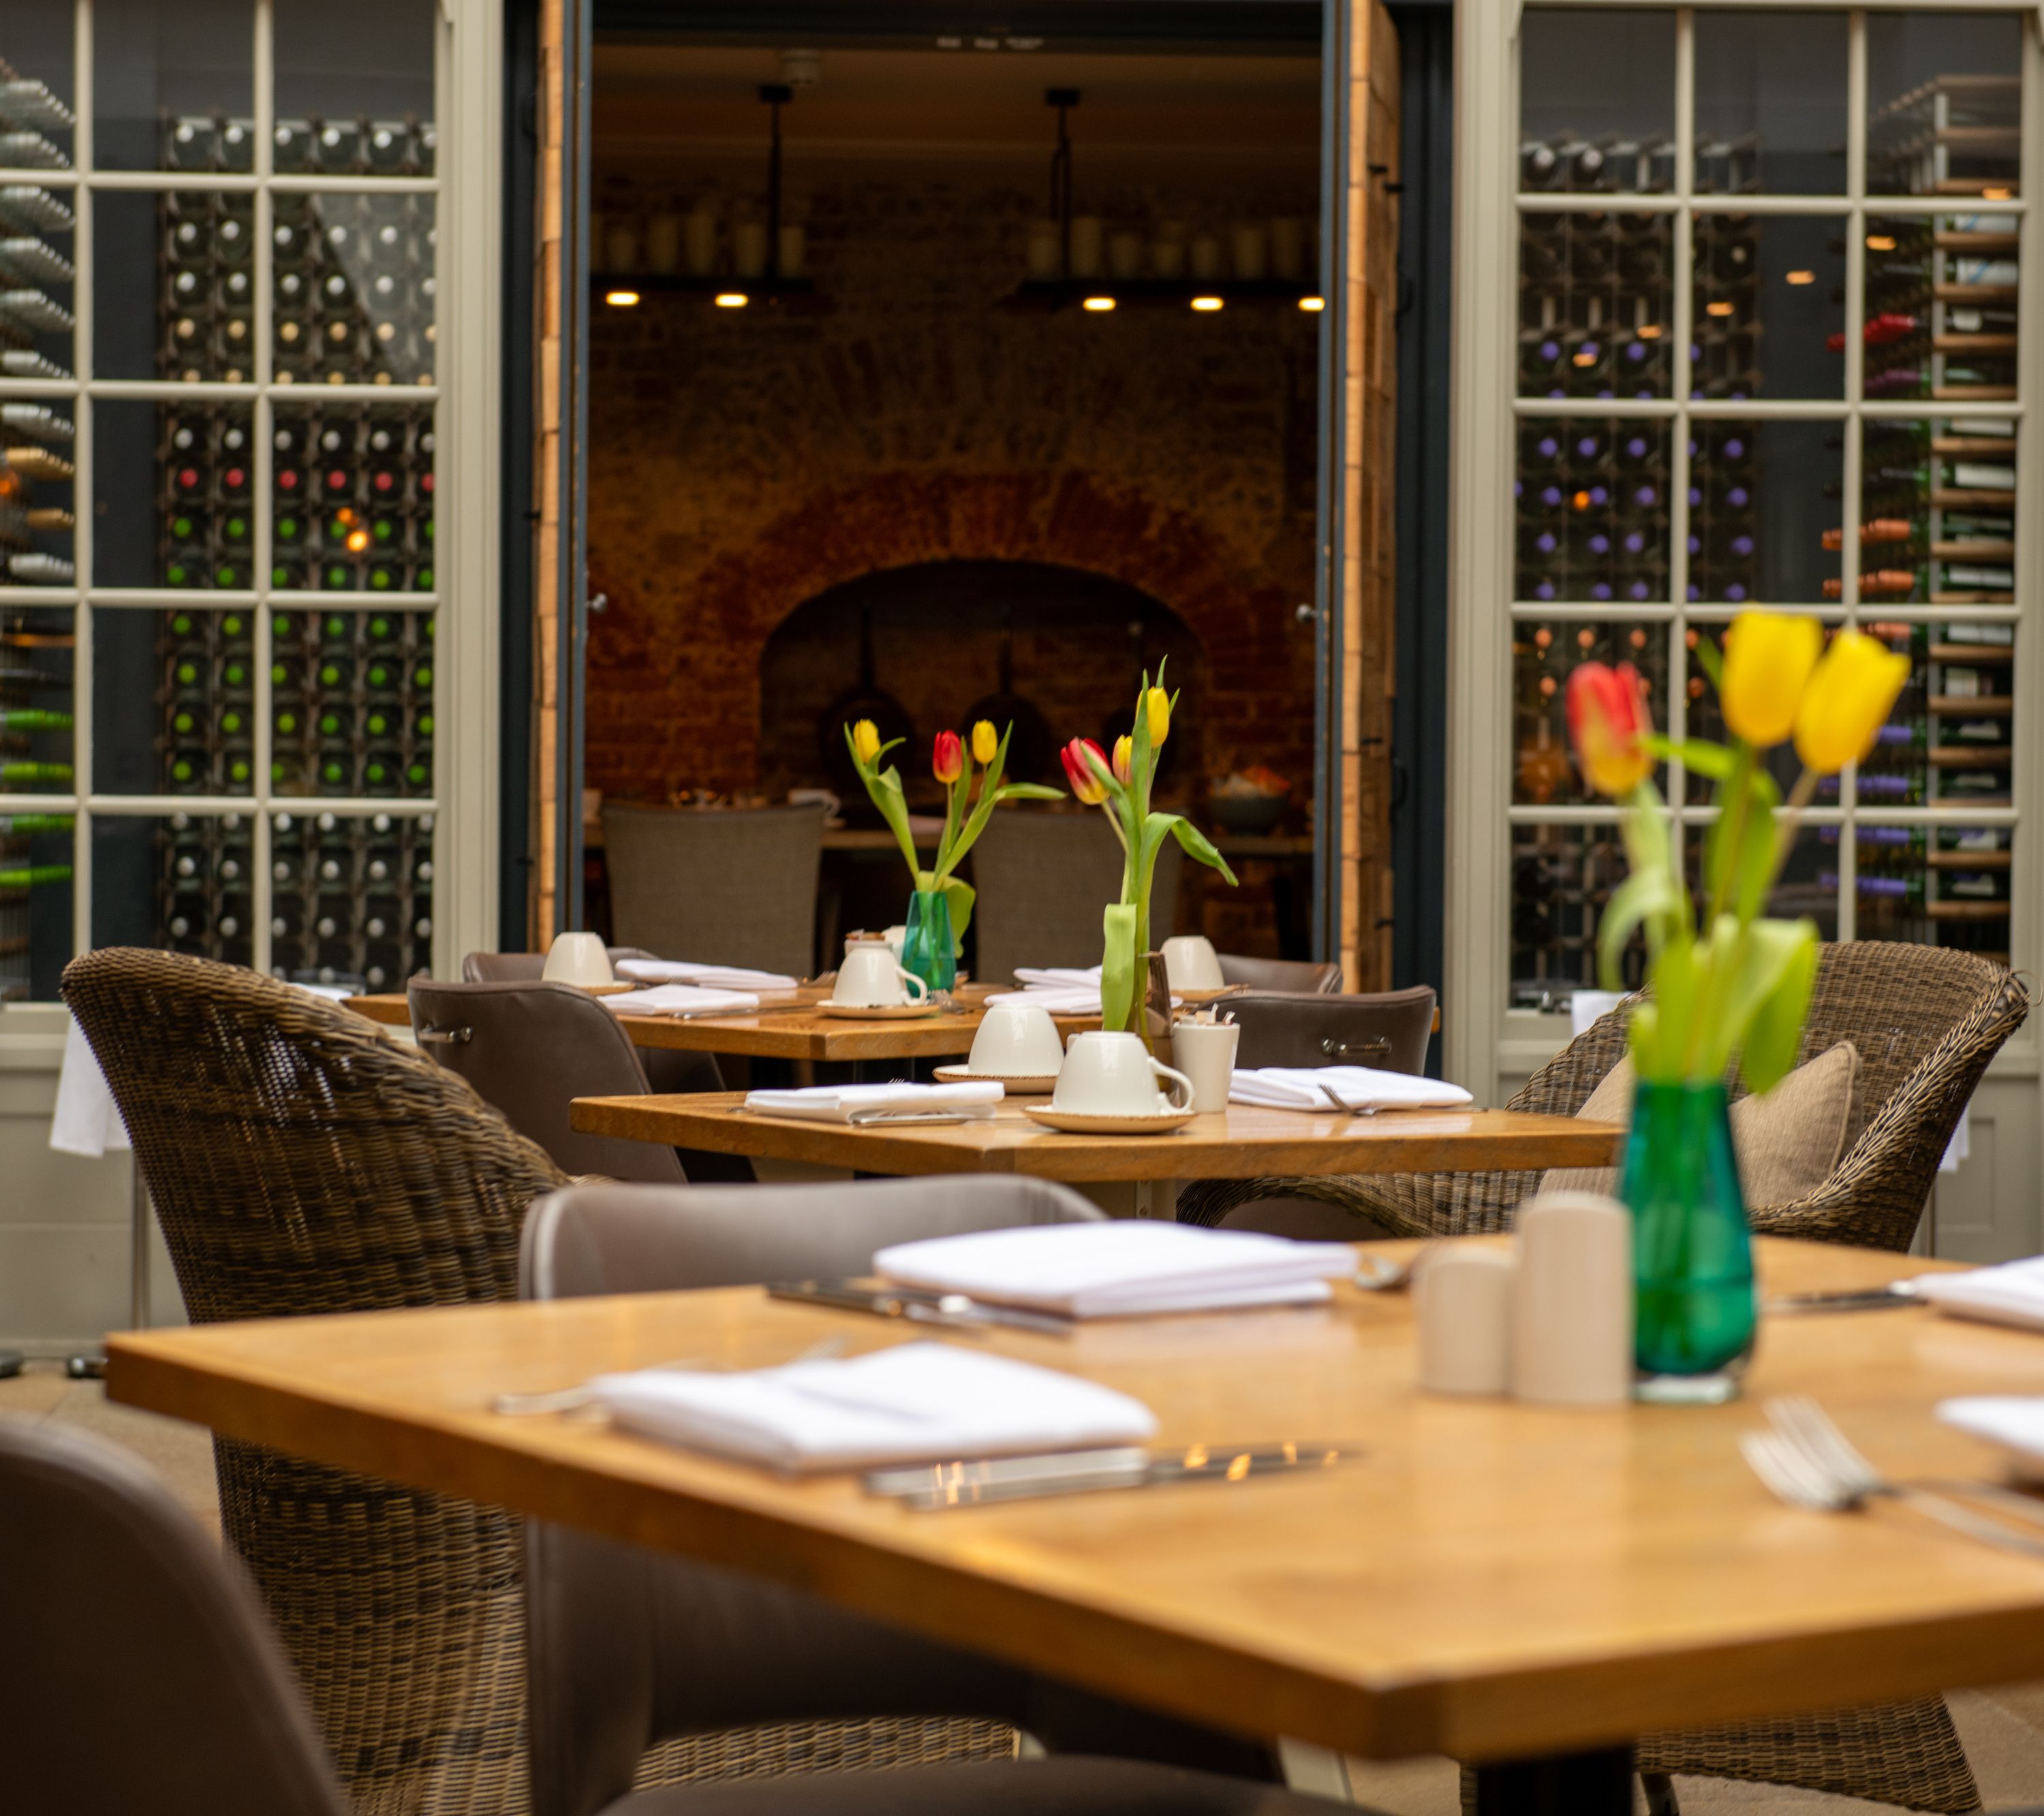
1415;1247;1515;1396
1511;1190;1633;1406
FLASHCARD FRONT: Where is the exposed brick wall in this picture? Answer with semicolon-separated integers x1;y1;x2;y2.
585;160;1322;828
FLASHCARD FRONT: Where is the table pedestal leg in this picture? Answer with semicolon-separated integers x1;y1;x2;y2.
1470;1745;1634;1816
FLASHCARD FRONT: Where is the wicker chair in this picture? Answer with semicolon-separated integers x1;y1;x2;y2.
63;949;568;1816
1182;943;2027;1816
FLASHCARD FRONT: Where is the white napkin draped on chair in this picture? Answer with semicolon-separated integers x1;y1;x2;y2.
604;983;762;1018
590;1340;1157;1473
742;1081;1004;1125
1228;1065;1475;1114
614;958;799;992
873;1221;1357;1318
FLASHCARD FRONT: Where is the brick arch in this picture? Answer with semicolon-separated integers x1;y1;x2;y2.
586;468;1311;799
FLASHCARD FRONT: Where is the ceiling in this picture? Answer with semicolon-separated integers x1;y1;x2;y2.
594;45;1322;163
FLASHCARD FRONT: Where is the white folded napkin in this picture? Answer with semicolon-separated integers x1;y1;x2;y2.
591;1340;1158;1473
1228;1065;1476;1113
1013;965;1102;989
985;986;1104;1015
874;1221;1357;1318
1910;1257;2043;1331
1938;1396;2044;1464
604;983;762;1018
615;958;799;992
743;1081;1004;1125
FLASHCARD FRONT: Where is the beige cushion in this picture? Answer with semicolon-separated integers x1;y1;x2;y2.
1542;1041;1861;1207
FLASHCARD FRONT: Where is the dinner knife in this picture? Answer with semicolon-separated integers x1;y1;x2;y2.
865;1441;1363;1509
766;1279;1075;1336
1765;1282;1921;1314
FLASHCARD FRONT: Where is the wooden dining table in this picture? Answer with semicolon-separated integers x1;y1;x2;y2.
106;1238;2044;1813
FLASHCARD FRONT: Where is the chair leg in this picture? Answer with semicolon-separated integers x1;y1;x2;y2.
1641;1769;1682;1816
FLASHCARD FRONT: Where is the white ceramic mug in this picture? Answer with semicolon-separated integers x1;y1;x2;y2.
968;1001;1065;1078
832;943;929;1008
543;930;613;988
1160;935;1226;992
1052;1031;1195;1117
1168;1018;1239;1113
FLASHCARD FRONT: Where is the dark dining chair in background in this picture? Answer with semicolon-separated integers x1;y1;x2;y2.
1225;986;1437;1075
1215;954;1342;994
970;812;1183;985
602;802;826;979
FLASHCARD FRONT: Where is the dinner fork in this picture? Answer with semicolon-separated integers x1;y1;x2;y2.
1317;1082;1378;1118
491;1334;850;1417
1743;1394;2044;1560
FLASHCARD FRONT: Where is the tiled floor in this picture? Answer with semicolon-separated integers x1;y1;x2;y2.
9;1356;2044;1814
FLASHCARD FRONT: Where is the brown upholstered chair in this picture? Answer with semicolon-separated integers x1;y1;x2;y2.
0;1418;352;1816
1224;986;1437;1075
602;803;826;979
521;1179;1344;1813
971;812;1183;985
409;978;750;1185
463;946;659;984
62;948;566;1816
1216;954;1342;994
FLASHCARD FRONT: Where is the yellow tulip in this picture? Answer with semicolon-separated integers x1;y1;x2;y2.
1719;612;1822;747
1793;629;1912;774
850;719;880;766
971;719;998;766
1112;734;1134;786
1145;687;1171;747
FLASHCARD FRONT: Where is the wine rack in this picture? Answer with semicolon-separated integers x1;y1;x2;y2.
1496;13;2031;1019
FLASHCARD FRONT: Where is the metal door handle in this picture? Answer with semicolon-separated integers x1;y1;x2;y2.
1320;1037;1391;1060
418;1024;472;1045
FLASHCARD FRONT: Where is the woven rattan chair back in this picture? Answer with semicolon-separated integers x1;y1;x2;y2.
62;948;568;1816
971;812;1184;986
602;802;825;980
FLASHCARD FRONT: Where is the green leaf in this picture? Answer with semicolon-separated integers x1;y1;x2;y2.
1642;734;1738;781
1598;864;1678;990
1691;631;1724;691
1705;764;1784;922
1639;933;1697;1080
993;783;1065;802
1100;903;1139;1034
1160;813;1239;886
1738;918;1818;1095
937;876;975;950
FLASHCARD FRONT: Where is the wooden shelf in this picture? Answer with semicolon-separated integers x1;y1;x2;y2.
1930;643;2015;662
1929;694;2013;713
1927;849;2011;870
1926;899;2011;922
1930;745;2013;766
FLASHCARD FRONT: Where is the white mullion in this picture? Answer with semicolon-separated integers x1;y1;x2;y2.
86;794;439;817
2015;12;2043;992
1671;10;1694;813
1839;7;1871;942
251;0;273;976
69;0;94;965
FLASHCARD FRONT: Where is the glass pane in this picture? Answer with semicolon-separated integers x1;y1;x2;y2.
1691;213;1845;398
1516;417;1671;602
92;400;255;589
0;183;78;385
1863;213;2019;403
1518;211;1671;398
1513;620;1668;806
1686;821;1841;941
94;604;260;796
272;401;436;593
1869;12;2023;199
0;806;72;1001
1519;10;1676;192
268;807;433;990
92;811;253;966
1857;416;2017;605
1510;821;1647;1010
95;189;257;383
274;0;436;176
2;392;77;587
269;606;434;798
1694;12;1849;195
1686;420;1841;605
0;601;74;794
93;0;254;172
0;14;78;174
273;193;435;389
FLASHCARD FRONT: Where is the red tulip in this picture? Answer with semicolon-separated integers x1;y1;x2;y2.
1565;661;1654;798
932;730;964;785
1060;736;1110;805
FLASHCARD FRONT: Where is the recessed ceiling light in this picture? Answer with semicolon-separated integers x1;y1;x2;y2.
1082;296;1116;312
604;289;639;307
1190;296;1224;312
1298;295;1325;313
714;292;749;309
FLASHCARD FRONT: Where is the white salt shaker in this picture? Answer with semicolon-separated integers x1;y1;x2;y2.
1415;1248;1515;1396
1511;1191;1633;1406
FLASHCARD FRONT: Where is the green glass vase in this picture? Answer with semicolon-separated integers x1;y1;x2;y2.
1619;1080;1757;1402
901;890;956;996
